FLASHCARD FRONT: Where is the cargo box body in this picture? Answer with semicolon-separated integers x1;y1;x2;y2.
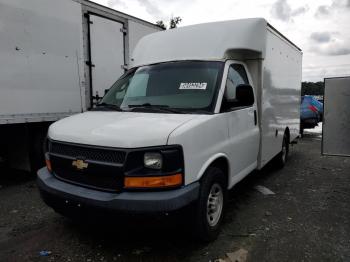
256;25;302;168
0;0;161;124
0;0;161;171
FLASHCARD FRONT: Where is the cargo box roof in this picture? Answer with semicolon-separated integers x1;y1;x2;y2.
130;18;300;67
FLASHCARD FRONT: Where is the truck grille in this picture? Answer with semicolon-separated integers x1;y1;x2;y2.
49;141;126;192
50;141;126;164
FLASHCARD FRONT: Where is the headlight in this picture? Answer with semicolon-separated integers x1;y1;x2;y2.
144;152;162;169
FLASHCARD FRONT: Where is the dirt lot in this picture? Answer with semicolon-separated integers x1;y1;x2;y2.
0;131;349;262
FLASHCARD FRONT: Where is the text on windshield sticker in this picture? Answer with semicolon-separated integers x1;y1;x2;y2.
179;82;207;90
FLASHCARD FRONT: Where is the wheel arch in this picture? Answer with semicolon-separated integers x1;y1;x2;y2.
197;154;230;189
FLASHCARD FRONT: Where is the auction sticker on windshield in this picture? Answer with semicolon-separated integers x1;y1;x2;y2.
179;83;207;90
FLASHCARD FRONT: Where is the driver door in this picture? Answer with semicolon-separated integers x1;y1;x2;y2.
221;62;260;181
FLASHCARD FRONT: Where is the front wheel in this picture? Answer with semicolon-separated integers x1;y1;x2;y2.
274;132;289;168
193;167;227;242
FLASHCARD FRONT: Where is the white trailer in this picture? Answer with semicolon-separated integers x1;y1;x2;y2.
322;76;350;157
0;0;161;171
37;18;302;241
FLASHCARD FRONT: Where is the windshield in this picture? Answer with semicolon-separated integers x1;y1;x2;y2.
99;61;224;113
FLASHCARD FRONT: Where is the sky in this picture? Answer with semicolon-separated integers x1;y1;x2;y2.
93;0;350;82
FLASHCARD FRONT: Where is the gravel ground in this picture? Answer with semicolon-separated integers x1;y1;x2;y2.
0;130;349;262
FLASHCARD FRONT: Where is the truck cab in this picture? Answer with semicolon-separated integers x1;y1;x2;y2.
37;18;302;241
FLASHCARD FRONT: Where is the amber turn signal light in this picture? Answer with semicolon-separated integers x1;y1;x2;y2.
124;173;182;189
45;159;52;173
45;153;52;173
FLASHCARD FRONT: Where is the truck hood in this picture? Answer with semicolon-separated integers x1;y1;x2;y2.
48;111;197;148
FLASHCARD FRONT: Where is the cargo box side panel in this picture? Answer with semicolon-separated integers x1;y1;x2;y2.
322;77;350;156
128;20;161;62
0;0;84;124
258;29;302;168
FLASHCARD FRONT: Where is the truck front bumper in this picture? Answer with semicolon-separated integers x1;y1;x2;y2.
37;168;200;214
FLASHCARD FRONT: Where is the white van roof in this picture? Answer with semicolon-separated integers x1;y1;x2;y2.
130;18;301;67
130;18;267;67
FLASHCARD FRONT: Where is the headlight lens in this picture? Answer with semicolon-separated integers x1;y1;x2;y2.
144;152;162;169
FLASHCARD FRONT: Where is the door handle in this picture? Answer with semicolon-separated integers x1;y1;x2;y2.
254;110;257;126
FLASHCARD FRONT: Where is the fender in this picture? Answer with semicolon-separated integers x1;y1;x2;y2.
196;153;231;188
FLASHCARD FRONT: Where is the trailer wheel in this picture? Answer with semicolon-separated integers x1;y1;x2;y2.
28;126;47;174
193;167;227;242
275;132;289;168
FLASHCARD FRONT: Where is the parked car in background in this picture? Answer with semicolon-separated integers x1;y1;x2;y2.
300;95;323;135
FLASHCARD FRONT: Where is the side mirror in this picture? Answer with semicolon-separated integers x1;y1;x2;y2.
236;84;254;107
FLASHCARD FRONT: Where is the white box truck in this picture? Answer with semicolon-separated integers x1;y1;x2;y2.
0;0;161;171
37;18;302;241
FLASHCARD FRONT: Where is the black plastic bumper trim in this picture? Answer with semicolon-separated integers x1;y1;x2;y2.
37;167;199;213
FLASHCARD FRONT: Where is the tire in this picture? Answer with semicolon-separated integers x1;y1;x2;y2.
275;132;289;168
193;167;227;242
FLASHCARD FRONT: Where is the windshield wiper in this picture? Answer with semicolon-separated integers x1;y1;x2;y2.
184;109;212;115
127;103;184;114
94;102;123;111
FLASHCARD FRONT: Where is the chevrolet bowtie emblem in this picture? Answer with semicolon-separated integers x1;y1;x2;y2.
72;159;88;170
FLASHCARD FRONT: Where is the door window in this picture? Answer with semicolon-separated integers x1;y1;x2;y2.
221;64;252;111
225;64;249;99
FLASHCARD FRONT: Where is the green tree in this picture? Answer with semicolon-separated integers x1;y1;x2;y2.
169;16;182;29
156;20;166;30
301;81;324;96
156;16;182;30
